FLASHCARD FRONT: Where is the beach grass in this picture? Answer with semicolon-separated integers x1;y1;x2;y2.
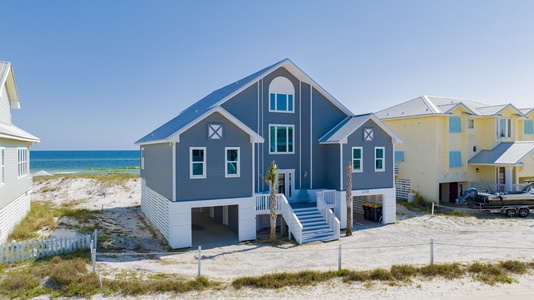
1;255;531;298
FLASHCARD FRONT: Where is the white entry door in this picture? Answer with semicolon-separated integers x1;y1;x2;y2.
275;169;295;202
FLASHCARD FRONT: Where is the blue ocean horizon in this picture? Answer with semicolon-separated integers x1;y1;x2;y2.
30;150;140;175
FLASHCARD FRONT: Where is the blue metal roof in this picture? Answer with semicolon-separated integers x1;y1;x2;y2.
135;59;286;144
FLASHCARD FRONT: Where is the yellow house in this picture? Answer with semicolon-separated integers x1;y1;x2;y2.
375;96;534;204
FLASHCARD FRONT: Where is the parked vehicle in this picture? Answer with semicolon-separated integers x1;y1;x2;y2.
456;184;534;217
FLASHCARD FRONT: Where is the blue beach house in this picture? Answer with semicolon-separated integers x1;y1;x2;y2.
136;59;401;248
0;62;40;244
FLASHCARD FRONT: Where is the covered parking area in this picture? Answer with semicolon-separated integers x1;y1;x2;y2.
191;206;239;248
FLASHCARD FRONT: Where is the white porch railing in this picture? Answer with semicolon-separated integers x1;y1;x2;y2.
316;190;337;208
278;194;303;244
470;182;529;193
317;194;340;241
255;194;283;215
0;230;95;264
395;164;399;176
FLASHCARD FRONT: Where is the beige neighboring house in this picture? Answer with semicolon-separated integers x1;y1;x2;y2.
0;62;40;244
376;96;534;204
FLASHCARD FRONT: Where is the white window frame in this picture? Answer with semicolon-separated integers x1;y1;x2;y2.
269;124;295;154
352;147;363;173
140;148;145;170
374;147;385;172
17;148;29;178
0;147;5;185
225;147;240;178
190;147;206;179
269;93;294;113
497;118;512;138
467;119;475;130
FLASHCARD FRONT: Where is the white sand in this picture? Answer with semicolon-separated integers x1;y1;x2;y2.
32;177;534;299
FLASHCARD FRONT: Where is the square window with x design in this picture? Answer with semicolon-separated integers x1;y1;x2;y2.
364;128;374;141
208;124;223;140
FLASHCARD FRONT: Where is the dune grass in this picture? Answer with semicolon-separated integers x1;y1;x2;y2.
1;255;531;298
232;260;532;289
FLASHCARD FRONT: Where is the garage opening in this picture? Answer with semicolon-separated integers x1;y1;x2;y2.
353;194;383;223
191;205;238;247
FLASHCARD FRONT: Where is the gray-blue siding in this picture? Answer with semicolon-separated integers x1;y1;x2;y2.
222;67;349;193
174;112;253;201
342;119;394;190
311;87;348;189
141;143;173;200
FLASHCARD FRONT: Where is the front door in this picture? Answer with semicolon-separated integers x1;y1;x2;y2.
275;169;295;202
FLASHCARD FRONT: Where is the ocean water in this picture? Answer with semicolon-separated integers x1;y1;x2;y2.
30;150;140;175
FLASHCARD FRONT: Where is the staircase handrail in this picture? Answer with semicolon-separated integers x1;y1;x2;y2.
278;194;303;244
317;193;341;240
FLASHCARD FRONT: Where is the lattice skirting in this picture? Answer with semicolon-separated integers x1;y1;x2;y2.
140;179;170;240
0;192;31;244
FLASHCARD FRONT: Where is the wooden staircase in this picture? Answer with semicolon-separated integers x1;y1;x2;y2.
293;207;337;243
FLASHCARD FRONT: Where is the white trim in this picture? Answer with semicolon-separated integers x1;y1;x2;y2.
0;147;5;185
375;147;385;172
310;84;313;189
268;124;295;154
339;144;343;190
252;144;255;195
189;147;206;179
225;147;240;178
209;59;352;117
299;80;302;189
137;106;264;145
140;148;145;170
352;146;363;173
497;118;512;138
172;143;176;201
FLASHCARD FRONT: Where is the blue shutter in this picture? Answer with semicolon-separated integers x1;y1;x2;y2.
524;120;533;135
395;151;404;163
449;116;462;133
449;151;462;168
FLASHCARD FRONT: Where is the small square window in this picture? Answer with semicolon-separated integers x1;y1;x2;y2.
467;119;475;129
208;124;223;140
364;128;374;141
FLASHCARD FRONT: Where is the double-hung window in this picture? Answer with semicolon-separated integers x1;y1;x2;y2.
18;148;28;177
225;147;240;177
352;147;362;172
190;147;206;179
467;119;475;130
0;148;5;184
375;147;385;172
269;125;294;153
497;118;512;138
269;93;294;112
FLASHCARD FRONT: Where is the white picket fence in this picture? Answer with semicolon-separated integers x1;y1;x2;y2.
0;230;97;264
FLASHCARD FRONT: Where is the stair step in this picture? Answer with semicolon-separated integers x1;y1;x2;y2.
293;207;317;212
299;218;326;226
301;221;328;227
296;213;322;219
295;211;322;217
302;233;337;243
302;223;330;232
297;216;324;221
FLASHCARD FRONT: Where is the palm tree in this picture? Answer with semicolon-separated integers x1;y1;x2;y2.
265;161;278;242
346;161;353;236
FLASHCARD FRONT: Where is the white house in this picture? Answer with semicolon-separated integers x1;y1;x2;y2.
0;62;40;244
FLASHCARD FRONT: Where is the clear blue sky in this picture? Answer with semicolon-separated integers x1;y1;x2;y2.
2;1;534;150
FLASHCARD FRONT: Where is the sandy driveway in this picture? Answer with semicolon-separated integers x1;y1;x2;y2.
32;177;534;299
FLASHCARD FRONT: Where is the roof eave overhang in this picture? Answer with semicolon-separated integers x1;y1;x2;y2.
468;162;523;167
0;133;40;143
136;107;264;146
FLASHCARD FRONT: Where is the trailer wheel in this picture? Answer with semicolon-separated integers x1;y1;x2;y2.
518;208;529;218
505;209;516;218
